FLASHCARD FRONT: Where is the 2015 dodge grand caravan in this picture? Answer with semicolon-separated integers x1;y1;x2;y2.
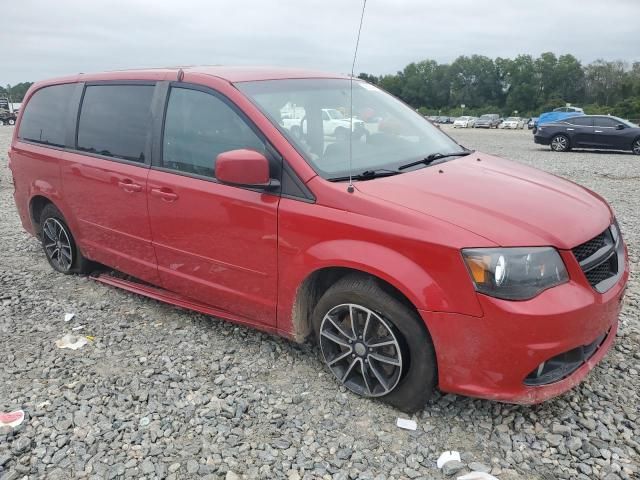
8;67;628;412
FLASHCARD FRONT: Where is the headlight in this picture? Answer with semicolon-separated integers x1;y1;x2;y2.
462;247;568;300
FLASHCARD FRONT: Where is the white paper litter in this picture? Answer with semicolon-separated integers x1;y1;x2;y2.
0;409;25;428
72;325;85;331
437;450;461;469
55;334;89;350
457;472;499;480
64;313;75;322
396;418;417;430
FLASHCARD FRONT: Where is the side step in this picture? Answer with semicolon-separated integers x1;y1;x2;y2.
91;273;277;334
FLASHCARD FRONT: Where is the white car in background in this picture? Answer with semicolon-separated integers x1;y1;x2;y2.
282;108;365;136
453;116;475;128
501;117;525;129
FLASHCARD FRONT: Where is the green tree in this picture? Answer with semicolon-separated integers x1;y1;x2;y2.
554;54;585;104
449;55;502;109
585;60;626;106
500;55;538;114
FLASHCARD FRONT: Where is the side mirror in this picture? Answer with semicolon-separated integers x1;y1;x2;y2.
616;124;625;130
215;149;271;188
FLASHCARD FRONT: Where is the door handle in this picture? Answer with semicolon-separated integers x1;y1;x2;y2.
150;187;179;202
118;180;143;193
566;128;575;131
594;130;603;133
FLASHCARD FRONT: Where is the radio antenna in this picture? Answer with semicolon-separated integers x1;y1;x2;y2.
347;0;367;193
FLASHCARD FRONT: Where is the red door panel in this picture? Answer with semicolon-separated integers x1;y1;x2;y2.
60;152;159;284
147;169;279;325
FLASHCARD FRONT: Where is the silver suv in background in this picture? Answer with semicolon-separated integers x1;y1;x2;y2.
474;114;501;128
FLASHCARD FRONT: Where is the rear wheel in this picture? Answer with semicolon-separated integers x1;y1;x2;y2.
632;138;640;155
40;204;92;274
312;274;437;412
550;134;570;152
8;119;15;125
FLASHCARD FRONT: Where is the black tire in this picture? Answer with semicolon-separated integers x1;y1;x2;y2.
550;134;570;152
39;204;92;274
312;274;437;412
632;138;640;156
8;119;15;125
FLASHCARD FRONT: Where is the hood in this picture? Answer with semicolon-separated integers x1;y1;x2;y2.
355;153;612;248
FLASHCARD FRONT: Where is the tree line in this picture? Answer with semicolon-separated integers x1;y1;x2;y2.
0;83;33;104
3;54;640;120
359;53;640;120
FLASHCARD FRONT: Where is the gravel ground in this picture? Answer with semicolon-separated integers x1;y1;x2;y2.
1;124;638;480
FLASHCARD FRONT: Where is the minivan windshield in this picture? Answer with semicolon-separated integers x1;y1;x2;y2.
236;79;463;179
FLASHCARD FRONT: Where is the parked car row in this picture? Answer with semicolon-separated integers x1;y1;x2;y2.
426;115;455;124
429;114;541;130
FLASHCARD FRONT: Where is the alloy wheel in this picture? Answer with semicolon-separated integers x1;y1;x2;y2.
43;218;73;271
551;135;568;152
319;303;403;397
633;140;640;155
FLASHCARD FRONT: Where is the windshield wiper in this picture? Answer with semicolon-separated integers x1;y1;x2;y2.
398;150;474;171
328;168;400;182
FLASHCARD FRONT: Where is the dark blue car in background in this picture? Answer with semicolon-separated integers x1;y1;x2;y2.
534;115;640;154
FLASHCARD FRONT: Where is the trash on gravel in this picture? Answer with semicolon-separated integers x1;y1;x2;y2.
396;418;417;430
437;450;461;469
457;472;499;480
55;334;89;350
0;409;25;428
72;325;84;331
64;312;75;322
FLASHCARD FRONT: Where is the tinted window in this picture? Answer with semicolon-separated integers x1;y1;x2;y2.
77;85;154;162
18;84;76;147
594;117;618;128
162;87;265;178
567;117;592;127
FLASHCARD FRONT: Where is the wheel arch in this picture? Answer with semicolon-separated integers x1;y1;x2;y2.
290;266;421;343
28;193;81;246
29;194;56;238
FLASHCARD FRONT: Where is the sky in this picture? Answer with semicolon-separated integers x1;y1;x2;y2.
3;0;639;85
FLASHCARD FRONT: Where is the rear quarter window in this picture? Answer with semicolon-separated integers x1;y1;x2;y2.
77;84;154;163
567;117;593;127
18;83;76;147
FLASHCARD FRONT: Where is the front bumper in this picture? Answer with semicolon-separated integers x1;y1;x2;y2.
420;249;628;404
534;134;551;145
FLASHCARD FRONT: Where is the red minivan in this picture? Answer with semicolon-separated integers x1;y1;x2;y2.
8;67;628;411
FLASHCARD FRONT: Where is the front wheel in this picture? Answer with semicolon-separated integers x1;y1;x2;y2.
40;204;92;274
632;138;640;155
312;274;437;412
8;119;15;125
550;134;570;152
